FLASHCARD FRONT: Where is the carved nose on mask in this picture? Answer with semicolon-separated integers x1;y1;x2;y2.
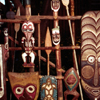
19;90;33;100
93;60;99;86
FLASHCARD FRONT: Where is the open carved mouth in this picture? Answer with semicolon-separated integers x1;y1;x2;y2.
81;79;100;97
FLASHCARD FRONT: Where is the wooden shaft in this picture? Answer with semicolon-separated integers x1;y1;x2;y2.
9;46;80;51
38;23;41;74
47;54;50;75
53;11;63;100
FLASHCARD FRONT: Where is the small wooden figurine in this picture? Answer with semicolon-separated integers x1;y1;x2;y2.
8;72;39;100
21;21;35;67
40;76;57;100
64;67;79;100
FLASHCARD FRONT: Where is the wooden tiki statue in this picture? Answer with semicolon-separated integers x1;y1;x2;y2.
81;11;100;100
0;45;7;100
64;67;79;100
40;76;57;100
8;72;39;100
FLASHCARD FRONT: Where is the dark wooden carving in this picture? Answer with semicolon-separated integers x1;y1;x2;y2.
81;11;100;100
64;67;79;100
21;21;35;67
8;72;39;100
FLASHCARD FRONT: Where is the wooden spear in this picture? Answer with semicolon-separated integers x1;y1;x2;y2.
62;0;84;100
13;7;20;72
45;27;52;75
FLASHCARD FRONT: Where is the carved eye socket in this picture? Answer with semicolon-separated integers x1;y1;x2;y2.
15;87;24;94
98;56;100;63
26;85;35;93
87;55;95;64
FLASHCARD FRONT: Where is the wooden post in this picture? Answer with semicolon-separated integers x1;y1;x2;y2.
53;11;63;100
38;19;41;74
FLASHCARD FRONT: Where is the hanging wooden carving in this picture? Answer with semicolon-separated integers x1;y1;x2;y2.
81;11;100;100
52;26;60;45
8;72;39;100
40;76;57;100
64;67;79;100
51;0;60;12
21;21;35;67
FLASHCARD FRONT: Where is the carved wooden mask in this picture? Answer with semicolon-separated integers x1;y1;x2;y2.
81;11;100;99
64;67;79;91
22;21;35;40
51;0;60;12
52;26;60;45
8;72;39;100
40;76;57;100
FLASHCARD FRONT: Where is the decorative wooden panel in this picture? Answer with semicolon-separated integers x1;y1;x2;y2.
40;76;57;100
8;72;39;100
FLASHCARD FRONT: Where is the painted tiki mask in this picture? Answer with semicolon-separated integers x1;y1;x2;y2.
8;72;39;100
52;26;60;45
51;0;60;12
81;11;100;100
64;67;79;100
40;76;57;100
22;21;35;40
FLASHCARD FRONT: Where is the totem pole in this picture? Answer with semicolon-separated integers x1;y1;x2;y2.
64;67;80;100
21;21;35;68
81;11;100;100
51;0;63;100
40;27;57;100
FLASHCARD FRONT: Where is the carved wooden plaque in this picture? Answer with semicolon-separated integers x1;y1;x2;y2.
81;11;100;100
40;76;57;100
8;72;39;100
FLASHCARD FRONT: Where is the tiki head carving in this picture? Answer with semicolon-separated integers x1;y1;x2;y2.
8;72;39;100
81;11;100;99
22;21;35;40
52;26;60;45
64;67;79;91
51;0;60;12
64;67;79;100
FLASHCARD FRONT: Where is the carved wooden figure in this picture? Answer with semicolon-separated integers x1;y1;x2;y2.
0;44;9;100
81;11;100;100
40;76;57;100
51;0;60;12
21;21;35;67
52;26;60;45
64;67;79;100
8;72;39;100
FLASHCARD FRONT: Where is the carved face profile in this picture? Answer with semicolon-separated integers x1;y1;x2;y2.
64;68;79;91
22;21;35;40
51;0;60;12
8;72;39;100
40;76;57;100
81;11;100;99
52;26;60;45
